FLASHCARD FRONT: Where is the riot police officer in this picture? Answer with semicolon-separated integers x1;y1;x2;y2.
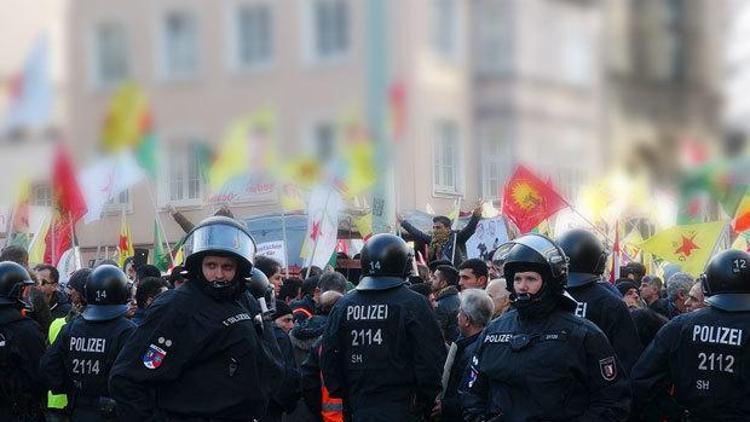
321;234;446;421
558;229;643;373
40;264;136;421
0;261;46;421
462;234;631;421
109;216;284;421
631;249;750;420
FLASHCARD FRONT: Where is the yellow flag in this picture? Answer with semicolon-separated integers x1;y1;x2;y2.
622;230;643;261
102;82;149;152
280;156;322;188
280;183;305;212
118;211;134;267
639;221;726;275
354;213;373;239
209;108;277;191
339;142;376;198
732;231;750;252
28;214;51;265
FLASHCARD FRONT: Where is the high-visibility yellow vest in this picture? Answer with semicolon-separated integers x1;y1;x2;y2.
47;317;68;409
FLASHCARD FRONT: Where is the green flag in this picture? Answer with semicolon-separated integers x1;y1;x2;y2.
152;220;170;272
136;133;159;180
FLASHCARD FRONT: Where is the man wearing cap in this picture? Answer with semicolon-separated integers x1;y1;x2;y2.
41;265;136;421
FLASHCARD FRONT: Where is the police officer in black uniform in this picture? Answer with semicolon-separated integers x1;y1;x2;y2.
109;216;284;421
40;264;136;421
558;229;643;373
631;249;750;421
462;234;631;421
321;233;446;421
0;261;46;422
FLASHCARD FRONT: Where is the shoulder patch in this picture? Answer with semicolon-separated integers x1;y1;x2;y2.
142;344;167;369
599;356;617;381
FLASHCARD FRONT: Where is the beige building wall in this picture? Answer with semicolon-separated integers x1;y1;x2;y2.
66;0;473;261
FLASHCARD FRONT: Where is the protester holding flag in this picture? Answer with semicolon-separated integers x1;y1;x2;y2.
397;202;482;267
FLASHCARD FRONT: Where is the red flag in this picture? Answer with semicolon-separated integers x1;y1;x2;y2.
44;143;87;264
501;166;566;233
50;143;87;222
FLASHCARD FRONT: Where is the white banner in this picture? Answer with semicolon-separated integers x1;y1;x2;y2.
465;217;509;261
256;240;288;268
57;247;81;285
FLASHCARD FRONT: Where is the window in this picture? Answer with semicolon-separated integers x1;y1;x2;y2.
104;189;131;212
431;0;459;60
433;120;460;193
313;122;337;163
32;183;51;207
306;0;349;61
234;3;273;67
561;19;593;85
168;142;203;203
476;0;512;74
93;22;130;86
479;122;513;199
162;10;199;78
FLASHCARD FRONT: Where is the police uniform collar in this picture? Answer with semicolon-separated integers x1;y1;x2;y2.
706;293;750;312
356;276;404;291
566;272;600;288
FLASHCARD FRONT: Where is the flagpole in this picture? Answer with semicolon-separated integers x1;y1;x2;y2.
450;197;462;264
68;211;82;269
561;198;612;244
280;208;289;278
144;181;175;265
3;205;13;249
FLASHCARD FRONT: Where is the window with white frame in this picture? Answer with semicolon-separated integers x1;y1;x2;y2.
479;122;513;199
561;17;594;86
167;142;203;203
93;21;130;87
431;0;459;60
305;0;349;61
312;122;337;163
476;0;512;74
104;189;131;212
234;3;273;68
162;10;199;78
433;120;460;193
32;183;51;207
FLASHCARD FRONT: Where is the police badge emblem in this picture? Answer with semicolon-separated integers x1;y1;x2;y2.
599;356;617;381
142;344;167;369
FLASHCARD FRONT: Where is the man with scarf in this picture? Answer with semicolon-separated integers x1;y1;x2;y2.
398;203;482;267
109;216;284;421
462;234;631;422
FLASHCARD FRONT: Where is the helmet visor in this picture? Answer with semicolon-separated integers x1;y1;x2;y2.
496;234;567;278
184;223;256;266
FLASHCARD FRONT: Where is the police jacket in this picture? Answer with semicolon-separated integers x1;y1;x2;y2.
321;284;446;420
462;308;632;422
108;280;285;421
568;282;643;374
434;286;460;343
631;307;750;421
0;306;47;421
441;332;481;422
40;314;135;403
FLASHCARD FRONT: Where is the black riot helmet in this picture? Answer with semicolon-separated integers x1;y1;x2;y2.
498;234;568;300
699;249;750;312
557;229;608;288
358;233;411;291
82;264;130;321
0;261;34;307
183;216;256;280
